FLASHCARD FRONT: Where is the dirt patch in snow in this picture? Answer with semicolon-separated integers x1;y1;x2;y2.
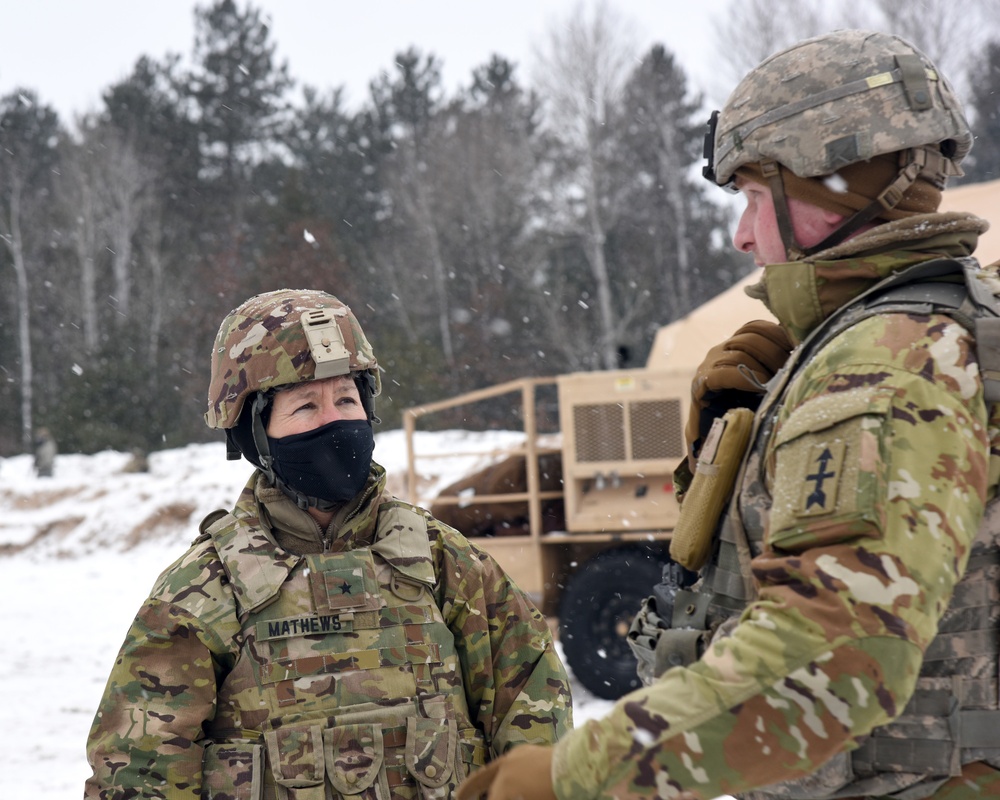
124;503;198;550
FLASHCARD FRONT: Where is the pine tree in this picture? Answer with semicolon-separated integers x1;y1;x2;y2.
613;44;746;345
187;0;292;189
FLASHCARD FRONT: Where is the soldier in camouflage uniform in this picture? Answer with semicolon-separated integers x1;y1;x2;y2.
33;426;57;477
85;289;572;799
458;30;1000;800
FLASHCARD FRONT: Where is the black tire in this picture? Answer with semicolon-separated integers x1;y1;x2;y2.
558;546;665;700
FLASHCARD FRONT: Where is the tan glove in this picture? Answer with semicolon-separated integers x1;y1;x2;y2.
456;744;557;800
685;320;792;469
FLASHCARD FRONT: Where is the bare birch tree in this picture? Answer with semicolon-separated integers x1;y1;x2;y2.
713;0;828;92
97;128;153;323
60;123;156;348
142;205;167;371
368;50;455;363
0;91;61;448
391;143;455;364
532;0;640;370
60;137;103;354
0;171;33;449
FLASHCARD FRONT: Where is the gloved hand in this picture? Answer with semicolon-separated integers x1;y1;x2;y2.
456;744;557;800
685;320;792;469
627;595;667;686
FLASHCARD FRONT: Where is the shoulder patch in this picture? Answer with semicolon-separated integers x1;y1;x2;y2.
768;387;892;551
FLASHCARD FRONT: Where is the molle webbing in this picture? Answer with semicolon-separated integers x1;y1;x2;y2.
872;545;1000;779
204;501;482;800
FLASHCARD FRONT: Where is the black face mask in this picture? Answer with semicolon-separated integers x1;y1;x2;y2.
267;419;375;505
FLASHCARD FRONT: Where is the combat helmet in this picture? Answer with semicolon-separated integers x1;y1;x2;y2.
703;29;972;258
205;289;381;465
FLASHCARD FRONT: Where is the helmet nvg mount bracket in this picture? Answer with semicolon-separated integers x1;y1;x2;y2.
301;308;353;380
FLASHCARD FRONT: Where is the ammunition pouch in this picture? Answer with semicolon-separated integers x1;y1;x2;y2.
670;407;755;570
651;628;705;678
203;698;487;800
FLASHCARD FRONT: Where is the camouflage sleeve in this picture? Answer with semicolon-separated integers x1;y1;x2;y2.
84;543;240;799
428;519;573;757
551;313;991;799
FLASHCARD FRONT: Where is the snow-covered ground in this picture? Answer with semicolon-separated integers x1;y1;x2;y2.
0;429;617;798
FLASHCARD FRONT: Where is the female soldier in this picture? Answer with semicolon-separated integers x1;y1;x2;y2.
85;288;572;799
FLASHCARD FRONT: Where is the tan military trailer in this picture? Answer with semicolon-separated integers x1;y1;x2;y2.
402;365;693;700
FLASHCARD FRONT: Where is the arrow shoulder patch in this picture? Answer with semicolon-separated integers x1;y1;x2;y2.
767;387;891;552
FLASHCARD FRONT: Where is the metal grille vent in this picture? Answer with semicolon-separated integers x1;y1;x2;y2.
573;404;626;462
630;399;684;459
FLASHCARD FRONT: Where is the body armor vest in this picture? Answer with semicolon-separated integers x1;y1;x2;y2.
198;499;486;800
677;258;1000;799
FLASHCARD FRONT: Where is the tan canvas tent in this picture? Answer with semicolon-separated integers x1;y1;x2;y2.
647;177;1000;371
645;268;772;370
940;177;1000;264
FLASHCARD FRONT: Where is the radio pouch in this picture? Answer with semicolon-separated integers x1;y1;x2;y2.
670;407;755;571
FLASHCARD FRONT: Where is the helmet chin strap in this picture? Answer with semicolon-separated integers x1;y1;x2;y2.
249;392;275;475
761;149;928;261
760;160;805;261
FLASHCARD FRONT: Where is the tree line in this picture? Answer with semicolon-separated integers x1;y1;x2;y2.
1;0;998;457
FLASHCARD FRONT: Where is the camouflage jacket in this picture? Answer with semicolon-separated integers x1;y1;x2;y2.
552;214;1000;799
85;465;572;799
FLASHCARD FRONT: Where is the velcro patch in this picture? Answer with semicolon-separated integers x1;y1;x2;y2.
797;440;845;516
768;387;890;551
308;551;381;613
257;613;353;641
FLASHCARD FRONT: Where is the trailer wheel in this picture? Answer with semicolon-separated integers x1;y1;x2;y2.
558;546;664;700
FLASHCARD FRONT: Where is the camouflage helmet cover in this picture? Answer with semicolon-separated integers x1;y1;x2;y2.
707;29;972;186
205;289;380;429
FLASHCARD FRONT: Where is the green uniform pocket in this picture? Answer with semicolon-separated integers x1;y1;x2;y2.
202;741;264;800
768;386;892;552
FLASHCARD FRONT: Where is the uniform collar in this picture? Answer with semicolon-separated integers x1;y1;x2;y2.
746;212;986;344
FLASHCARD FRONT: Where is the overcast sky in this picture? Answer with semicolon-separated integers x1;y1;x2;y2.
0;0;729;122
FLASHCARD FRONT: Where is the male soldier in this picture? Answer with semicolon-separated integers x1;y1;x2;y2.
459;29;1000;800
85;289;572;798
